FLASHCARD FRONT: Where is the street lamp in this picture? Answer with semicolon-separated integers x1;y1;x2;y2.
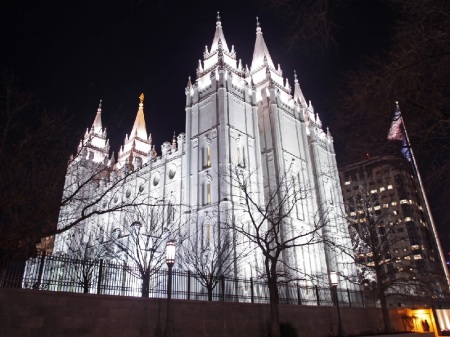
166;240;176;299
164;240;176;337
330;271;345;337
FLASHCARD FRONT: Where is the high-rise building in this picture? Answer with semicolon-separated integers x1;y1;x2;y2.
339;155;447;296
53;15;355;290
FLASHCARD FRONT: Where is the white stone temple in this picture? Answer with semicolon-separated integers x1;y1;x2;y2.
53;14;356;292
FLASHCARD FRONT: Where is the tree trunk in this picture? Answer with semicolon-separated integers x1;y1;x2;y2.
207;284;213;301
83;277;89;293
141;271;150;298
378;285;393;333
268;277;281;337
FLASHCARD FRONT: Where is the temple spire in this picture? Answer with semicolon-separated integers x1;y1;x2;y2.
210;11;229;54
92;100;103;133
251;17;275;71
130;93;148;140
293;70;306;105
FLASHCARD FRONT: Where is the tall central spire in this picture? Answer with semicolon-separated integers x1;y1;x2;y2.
251;17;275;71
210;11;229;54
130;93;148;140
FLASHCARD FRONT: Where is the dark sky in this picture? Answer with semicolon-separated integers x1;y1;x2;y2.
1;0;389;151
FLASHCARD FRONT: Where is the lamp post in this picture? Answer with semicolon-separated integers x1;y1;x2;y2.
330;271;345;337
164;240;176;337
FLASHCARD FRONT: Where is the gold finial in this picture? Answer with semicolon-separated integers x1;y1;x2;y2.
139;93;144;103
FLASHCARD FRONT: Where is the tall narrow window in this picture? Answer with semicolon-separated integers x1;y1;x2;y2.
205;222;211;247
204;180;211;205
207;181;211;204
167;196;176;223
206;145;211;167
202;143;211;168
237;145;245;167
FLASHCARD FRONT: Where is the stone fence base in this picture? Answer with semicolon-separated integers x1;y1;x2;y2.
0;288;437;337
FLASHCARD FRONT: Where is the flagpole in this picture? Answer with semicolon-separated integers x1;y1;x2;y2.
400;111;450;289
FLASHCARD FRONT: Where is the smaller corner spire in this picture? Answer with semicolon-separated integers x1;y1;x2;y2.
92;99;103;133
172;131;177;150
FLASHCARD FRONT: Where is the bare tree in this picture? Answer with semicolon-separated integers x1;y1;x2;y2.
0;74;165;260
58;225;106;293
332;1;450;231
179;216;238;301
330;183;447;333
224;165;327;337
105;199;184;297
260;0;338;54
0;73;74;257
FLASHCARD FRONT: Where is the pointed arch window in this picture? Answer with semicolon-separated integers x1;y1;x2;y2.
203;179;212;205
237;145;245;167
203;144;211;168
167;196;176;223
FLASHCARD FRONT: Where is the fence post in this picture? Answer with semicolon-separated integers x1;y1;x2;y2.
97;259;103;295
187;270;191;300
221;275;225;302
250;277;254;303
297;284;302;305
315;285;320;306
35;251;46;290
347;288;352;307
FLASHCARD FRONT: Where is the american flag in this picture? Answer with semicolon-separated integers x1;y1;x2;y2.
387;106;403;141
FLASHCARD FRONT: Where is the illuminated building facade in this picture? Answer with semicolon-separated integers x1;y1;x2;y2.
339;155;447;295
53;15;356;290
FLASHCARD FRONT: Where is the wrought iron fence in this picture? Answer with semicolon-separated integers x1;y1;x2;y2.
1;253;446;309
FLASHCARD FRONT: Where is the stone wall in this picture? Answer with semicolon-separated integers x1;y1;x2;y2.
0;288;412;337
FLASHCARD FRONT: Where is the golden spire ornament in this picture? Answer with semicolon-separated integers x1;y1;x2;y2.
139;93;144;103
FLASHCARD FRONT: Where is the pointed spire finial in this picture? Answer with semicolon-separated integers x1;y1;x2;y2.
294;70;298;83
256;17;261;33
98;99;102;110
216;11;221;27
139;93;144;104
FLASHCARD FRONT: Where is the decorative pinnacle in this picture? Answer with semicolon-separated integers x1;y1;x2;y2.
256;17;261;33
139;93;144;103
294;70;298;83
216;11;221;26
98;99;102;109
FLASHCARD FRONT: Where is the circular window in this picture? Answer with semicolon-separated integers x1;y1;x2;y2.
168;164;176;179
153;172;160;186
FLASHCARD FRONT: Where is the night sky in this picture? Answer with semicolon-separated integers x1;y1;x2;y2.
6;1;446;253
1;0;389;150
